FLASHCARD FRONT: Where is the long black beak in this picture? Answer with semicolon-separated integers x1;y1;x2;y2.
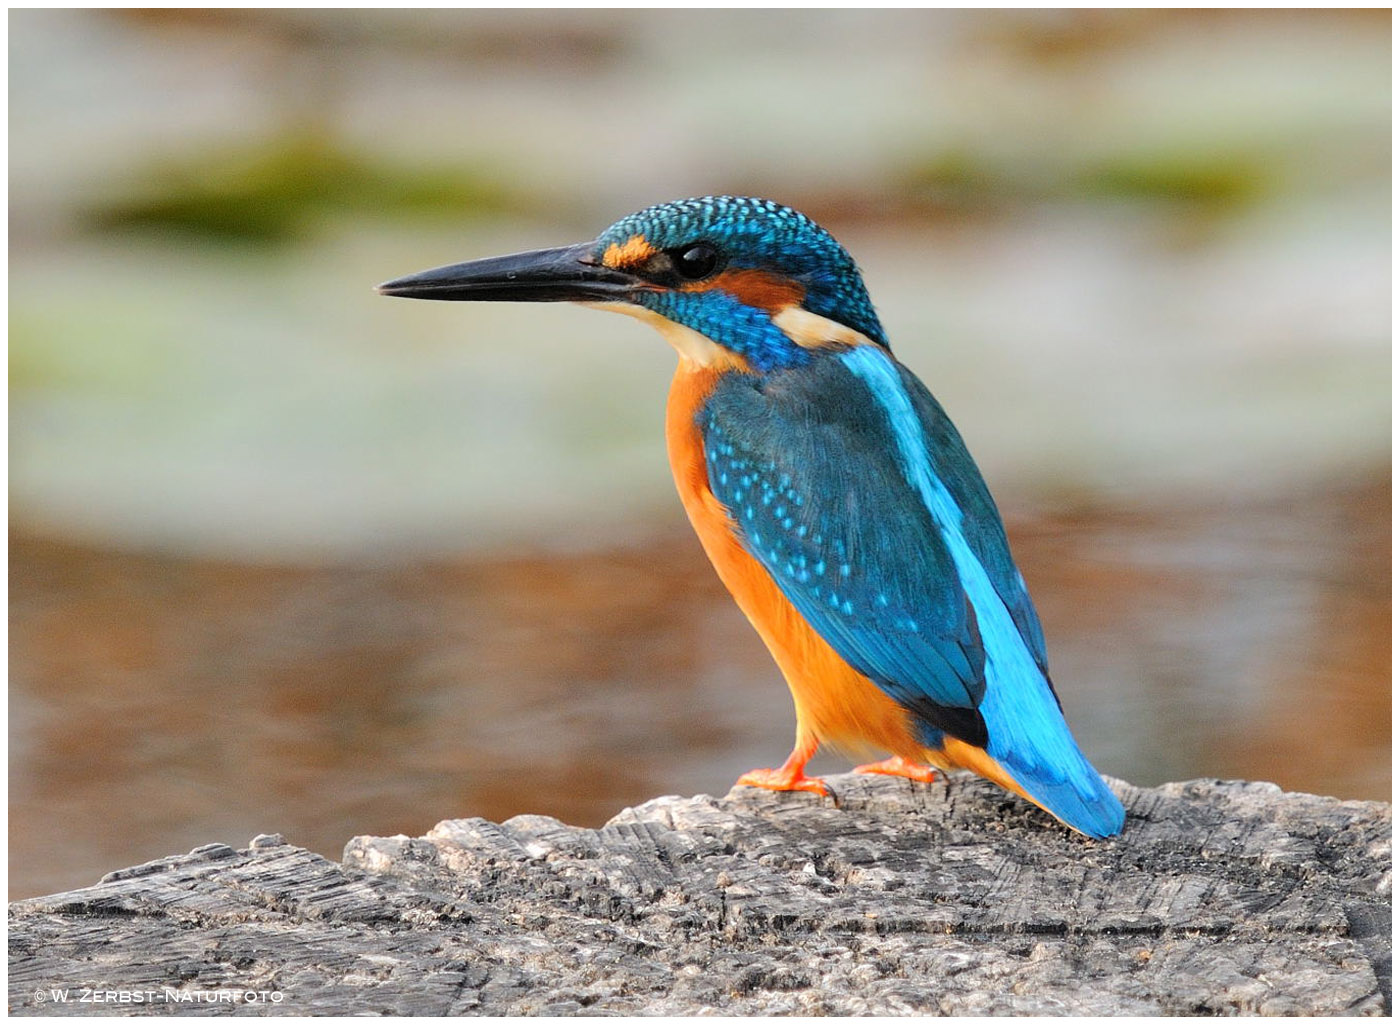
376;242;641;303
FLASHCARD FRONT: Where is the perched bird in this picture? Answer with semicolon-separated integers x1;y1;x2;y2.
379;196;1124;837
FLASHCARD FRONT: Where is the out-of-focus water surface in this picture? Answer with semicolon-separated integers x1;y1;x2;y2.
9;10;1389;898
10;480;1388;899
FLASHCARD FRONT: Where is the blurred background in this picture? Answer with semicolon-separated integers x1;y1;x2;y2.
9;9;1389;899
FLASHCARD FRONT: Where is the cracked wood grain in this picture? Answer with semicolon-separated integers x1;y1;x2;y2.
8;773;1391;1016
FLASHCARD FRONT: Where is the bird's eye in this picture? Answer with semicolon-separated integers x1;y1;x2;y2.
671;243;720;280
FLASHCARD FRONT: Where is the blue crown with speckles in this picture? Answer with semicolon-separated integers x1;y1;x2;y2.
597;197;889;368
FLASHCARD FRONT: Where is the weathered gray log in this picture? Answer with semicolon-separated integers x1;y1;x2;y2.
8;774;1390;1016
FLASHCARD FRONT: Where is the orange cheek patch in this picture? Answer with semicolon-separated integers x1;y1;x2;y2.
684;268;806;312
601;234;657;269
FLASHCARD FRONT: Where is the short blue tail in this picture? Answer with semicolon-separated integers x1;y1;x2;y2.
999;741;1125;838
979;666;1125;838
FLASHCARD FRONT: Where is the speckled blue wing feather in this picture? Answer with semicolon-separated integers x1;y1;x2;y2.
700;348;1123;837
701;356;991;742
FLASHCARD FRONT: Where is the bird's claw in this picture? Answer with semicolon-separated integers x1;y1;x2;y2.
736;767;831;797
853;755;939;784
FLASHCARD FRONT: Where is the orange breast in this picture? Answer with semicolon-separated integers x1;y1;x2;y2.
664;360;923;760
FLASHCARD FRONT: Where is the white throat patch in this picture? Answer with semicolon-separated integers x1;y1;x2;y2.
585;301;738;368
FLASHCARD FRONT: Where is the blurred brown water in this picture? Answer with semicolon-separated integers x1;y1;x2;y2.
9;472;1388;899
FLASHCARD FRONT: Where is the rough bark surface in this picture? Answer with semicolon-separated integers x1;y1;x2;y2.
8;774;1391;1016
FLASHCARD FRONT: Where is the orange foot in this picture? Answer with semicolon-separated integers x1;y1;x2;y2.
853;755;939;784
735;735;829;796
736;766;831;797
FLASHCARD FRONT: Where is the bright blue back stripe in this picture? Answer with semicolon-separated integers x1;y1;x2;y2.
839;346;1122;836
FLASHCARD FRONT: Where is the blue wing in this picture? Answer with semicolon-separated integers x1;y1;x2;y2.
701;357;992;746
700;346;1122;837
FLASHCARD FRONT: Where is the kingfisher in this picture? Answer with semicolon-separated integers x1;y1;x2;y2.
379;196;1124;838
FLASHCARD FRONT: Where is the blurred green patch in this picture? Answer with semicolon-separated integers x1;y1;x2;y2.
1075;151;1270;207
10;302;174;395
903;145;1272;214
8;314;67;392
84;134;528;245
901;148;1012;214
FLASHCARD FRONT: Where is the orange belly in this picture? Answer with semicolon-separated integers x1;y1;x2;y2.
664;359;1044;809
665;361;924;761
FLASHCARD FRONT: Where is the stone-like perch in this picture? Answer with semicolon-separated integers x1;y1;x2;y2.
8;773;1391;1015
